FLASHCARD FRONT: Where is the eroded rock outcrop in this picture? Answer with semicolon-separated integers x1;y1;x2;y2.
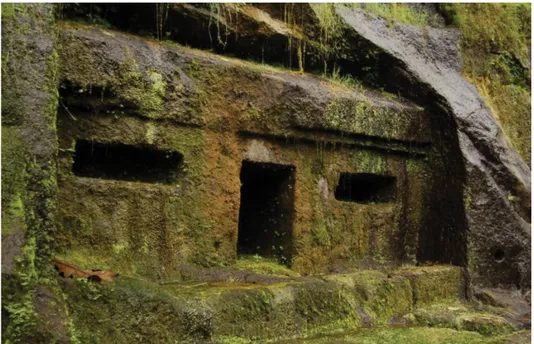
336;6;531;290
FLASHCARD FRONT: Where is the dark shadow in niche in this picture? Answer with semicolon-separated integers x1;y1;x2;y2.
237;161;295;265
72;140;183;184
335;172;396;204
493;248;505;262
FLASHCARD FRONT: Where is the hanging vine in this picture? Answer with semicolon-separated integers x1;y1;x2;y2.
283;3;303;71
155;3;170;40
208;4;242;48
309;4;344;75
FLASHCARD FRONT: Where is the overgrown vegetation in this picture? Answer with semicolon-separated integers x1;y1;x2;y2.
440;3;531;164
354;3;435;27
329;65;363;91
309;4;344;74
208;3;243;47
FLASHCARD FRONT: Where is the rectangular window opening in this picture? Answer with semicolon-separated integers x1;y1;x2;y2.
334;172;396;204
237;161;295;266
72;140;183;184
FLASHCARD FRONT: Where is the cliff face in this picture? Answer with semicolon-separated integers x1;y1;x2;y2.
1;3;530;343
335;5;531;291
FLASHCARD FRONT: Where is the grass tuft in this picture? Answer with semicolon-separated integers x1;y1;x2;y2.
354;3;432;27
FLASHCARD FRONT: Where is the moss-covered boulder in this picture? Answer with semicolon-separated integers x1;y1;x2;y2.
455;314;516;336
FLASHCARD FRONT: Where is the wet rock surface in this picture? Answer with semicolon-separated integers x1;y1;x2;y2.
335;6;531;290
474;287;531;330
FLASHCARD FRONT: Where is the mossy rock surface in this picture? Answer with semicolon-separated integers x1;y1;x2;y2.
455;314;516;336
411;303;469;327
409;303;517;336
393;266;464;307
59;266;469;343
271;327;530;344
3;4;530;343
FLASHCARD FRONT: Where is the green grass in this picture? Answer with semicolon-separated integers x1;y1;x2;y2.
353;3;433;27
328;65;363;92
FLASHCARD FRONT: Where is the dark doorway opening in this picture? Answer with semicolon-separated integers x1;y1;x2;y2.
237;161;296;265
334;172;396;204
72;140;183;184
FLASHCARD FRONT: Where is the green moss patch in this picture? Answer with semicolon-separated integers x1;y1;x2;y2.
441;4;531;164
354;4;436;27
408;301;517;337
1;127;26;236
455;314;516;336
394;266;464;307
324;270;413;325
234;256;300;277
273;327;528;344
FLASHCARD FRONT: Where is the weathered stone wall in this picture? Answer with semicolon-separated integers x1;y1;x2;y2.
2;3;529;342
54;25;438;278
1;4;72;343
2;3;59;277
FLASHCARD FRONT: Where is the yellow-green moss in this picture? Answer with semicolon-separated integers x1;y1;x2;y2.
59;266;507;343
1;127;27;235
309;4;344;65
277;327;524;344
410;303;516;336
411;303;469;328
2;4;64;342
354;4;435;27
54;117;222;279
455;313;515;336
234;256;300;277
323;96;427;143
60;277;193;343
2;293;38;342
350;150;388;175
145;121;156;144
113;51;166;118
441;3;531;164
396;266;463;307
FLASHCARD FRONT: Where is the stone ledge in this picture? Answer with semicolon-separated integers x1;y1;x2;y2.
61;265;464;343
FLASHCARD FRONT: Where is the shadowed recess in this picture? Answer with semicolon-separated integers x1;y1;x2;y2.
72;140;183;184
237;160;296;265
334;172;397;204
